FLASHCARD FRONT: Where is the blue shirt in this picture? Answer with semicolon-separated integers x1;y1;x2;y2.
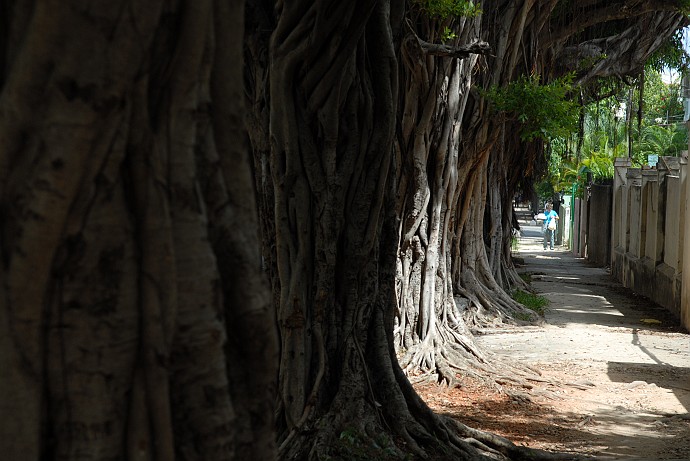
544;210;558;227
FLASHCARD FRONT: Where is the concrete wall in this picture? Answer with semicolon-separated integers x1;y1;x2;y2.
641;170;661;264
561;195;572;248
572;198;582;256
587;184;612;267
611;155;688;331
571;196;589;258
681;157;690;332
611;158;631;282
664;176;680;271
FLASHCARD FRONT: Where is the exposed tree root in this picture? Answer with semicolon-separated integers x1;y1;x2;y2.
444;417;593;461
277;299;589;461
398;309;594;407
280;374;592;461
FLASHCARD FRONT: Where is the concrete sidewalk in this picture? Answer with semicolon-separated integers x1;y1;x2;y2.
476;221;690;460
513;222;687;359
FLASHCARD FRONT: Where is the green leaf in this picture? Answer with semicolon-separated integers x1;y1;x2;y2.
414;0;482;19
482;73;579;142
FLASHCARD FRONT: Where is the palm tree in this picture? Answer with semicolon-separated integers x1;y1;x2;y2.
638;124;688;159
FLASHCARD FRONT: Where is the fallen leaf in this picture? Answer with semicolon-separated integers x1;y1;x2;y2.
640;318;662;325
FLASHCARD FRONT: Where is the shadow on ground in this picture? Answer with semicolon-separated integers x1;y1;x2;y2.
607;360;690;414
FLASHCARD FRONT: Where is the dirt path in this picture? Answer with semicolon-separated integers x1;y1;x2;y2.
416;223;690;460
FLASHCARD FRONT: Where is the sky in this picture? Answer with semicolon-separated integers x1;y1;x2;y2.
662;68;678;84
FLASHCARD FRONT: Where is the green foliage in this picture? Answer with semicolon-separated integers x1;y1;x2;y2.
576;53;607;73
647;29;690;72
483;73;579;141
414;0;482;19
339;428;360;445
581;149;614;180
322;428;400;461
534;179;555;204
519;273;533;284
637;124;688;159
543;67;689;199
642;69;684;125
546;141;581;193
441;26;457;41
512;311;534;322
512;290;549;316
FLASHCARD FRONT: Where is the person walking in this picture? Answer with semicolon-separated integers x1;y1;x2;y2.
542;203;559;250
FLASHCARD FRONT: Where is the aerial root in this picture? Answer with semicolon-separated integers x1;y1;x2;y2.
495;377;533;389
443;416;592;461
399;422;433;459
564;380;596;390
402;338;558;394
461;437;505;457
408;371;438;385
436;355;458;387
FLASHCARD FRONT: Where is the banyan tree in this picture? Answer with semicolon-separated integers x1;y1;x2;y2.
246;0;687;458
0;0;686;460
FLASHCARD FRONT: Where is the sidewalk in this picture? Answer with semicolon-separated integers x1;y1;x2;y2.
476;221;690;460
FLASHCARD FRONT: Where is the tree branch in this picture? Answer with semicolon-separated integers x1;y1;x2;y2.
418;39;492;58
404;19;491;59
555;12;688;84
545;0;685;46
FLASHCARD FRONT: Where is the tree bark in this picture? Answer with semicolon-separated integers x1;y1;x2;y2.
254;1;416;456
0;2;277;460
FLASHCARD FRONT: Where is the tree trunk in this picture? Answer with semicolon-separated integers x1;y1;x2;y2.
245;1;587;459
394;10;493;384
392;0;688;387
393;1;547;387
251;1;422;457
0;2;277;460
